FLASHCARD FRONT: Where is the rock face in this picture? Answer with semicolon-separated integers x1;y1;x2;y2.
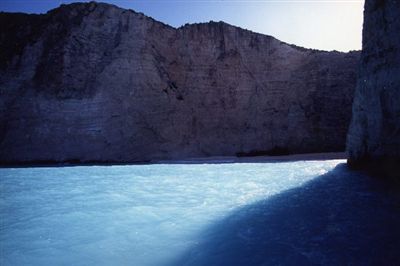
0;2;359;164
347;0;400;177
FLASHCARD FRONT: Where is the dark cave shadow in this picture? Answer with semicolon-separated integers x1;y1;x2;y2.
169;164;400;266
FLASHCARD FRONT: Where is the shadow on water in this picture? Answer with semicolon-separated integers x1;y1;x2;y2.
170;163;400;266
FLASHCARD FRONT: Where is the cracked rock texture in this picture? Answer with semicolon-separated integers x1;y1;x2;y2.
0;2;359;163
347;0;400;177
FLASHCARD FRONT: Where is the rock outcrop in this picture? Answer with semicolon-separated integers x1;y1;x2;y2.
347;0;400;178
0;2;359;164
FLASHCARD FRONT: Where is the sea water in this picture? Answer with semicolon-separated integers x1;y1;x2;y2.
2;160;398;265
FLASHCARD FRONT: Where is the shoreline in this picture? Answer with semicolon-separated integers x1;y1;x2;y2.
0;152;347;168
158;152;347;164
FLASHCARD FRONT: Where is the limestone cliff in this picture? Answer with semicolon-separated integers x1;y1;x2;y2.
347;0;400;178
0;2;359;164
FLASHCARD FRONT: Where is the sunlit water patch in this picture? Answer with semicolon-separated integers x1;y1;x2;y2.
0;160;343;265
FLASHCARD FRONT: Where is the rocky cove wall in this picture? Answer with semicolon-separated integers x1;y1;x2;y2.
0;2;359;164
347;0;400;178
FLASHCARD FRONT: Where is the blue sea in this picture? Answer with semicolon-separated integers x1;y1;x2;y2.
1;160;400;265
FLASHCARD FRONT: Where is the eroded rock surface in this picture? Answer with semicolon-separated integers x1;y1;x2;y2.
347;0;400;177
0;2;359;163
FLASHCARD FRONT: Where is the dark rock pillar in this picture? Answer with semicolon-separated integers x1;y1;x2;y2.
347;0;400;179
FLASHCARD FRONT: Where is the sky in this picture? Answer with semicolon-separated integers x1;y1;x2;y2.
0;0;365;52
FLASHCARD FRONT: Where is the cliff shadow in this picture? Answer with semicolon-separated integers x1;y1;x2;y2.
170;164;400;266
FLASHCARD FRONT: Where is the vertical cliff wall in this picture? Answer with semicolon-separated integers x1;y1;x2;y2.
347;0;400;177
0;2;359;164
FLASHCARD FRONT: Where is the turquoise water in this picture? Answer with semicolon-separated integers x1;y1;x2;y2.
1;160;399;265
